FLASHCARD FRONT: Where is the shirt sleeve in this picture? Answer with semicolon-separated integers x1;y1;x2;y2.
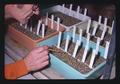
5;59;28;79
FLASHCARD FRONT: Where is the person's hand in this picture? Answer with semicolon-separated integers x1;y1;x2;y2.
23;46;49;72
5;4;39;24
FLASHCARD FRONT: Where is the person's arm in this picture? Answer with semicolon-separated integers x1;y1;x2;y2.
5;46;49;80
5;4;49;80
5;59;28;79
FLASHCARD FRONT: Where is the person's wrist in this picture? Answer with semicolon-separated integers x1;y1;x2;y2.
23;58;31;72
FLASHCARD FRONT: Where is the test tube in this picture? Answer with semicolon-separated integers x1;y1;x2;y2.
89;49;96;68
100;18;108;40
79;29;82;43
51;15;54;29
77;6;80;18
57;17;60;31
82;34;90;62
72;26;76;42
111;20;114;33
25;24;27;29
69;4;73;15
30;26;32;32
95;37;101;55
62;4;65;9
86;33;90;45
45;12;48;26
104;41;110;59
77;6;80;14
81;44;89;63
36;20;42;35
57;31;62;48
42;24;45;38
65;35;70;52
98;15;102;25
100;25;107;40
84;8;87;16
86;19;91;33
72;40;81;58
92;23;98;36
104;18;108;26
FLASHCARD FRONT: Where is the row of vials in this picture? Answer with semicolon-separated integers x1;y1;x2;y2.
19;13;61;38
62;4;88;17
86;16;114;40
62;3;114;41
57;27;110;69
20;20;45;38
45;12;61;31
62;3;114;36
63;3;114;41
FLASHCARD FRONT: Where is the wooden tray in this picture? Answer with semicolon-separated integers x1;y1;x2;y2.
7;18;65;51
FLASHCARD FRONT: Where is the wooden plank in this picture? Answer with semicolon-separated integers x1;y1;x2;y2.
5;53;15;64
41;68;64;79
18;74;36;79
32;72;49;79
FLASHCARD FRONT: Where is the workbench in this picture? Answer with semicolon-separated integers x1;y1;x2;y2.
5;34;65;79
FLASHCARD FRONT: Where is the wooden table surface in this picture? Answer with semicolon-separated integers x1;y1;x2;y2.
5;34;64;79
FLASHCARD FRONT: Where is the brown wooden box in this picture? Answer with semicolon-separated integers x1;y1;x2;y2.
7;18;65;51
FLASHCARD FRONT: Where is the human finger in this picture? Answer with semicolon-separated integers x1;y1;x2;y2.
33;50;49;61
35;61;49;70
33;46;48;53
